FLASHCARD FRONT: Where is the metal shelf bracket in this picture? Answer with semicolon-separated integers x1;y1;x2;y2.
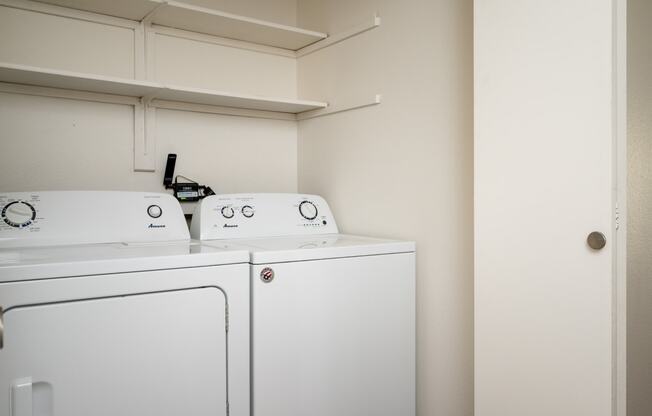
134;95;156;172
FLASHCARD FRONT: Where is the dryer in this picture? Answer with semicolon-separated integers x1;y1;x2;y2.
191;193;416;416
0;191;250;416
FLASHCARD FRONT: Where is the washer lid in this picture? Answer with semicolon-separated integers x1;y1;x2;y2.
0;241;249;282
203;234;415;264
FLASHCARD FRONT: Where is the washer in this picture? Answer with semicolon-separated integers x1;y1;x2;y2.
191;193;416;416
0;191;250;416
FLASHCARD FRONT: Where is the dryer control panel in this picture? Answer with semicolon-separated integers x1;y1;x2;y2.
0;191;189;248
191;194;339;240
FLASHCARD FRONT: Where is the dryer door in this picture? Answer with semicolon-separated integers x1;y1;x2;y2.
0;287;227;416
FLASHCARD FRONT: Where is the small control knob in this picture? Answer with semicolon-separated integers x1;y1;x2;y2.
221;206;235;219
299;200;318;220
147;205;162;218
242;205;255;218
2;201;36;228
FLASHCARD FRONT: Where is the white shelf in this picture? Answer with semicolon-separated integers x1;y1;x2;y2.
157;85;326;113
0;62;161;97
152;1;326;50
0;62;327;114
34;0;327;50
33;0;163;21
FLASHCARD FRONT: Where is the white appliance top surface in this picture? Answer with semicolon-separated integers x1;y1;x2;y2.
0;241;249;283
200;234;416;264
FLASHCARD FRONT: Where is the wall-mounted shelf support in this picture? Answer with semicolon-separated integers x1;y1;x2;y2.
297;94;381;121
296;15;381;58
134;96;157;172
137;2;166;81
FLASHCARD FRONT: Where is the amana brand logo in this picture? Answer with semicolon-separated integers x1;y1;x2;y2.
223;224;238;228
148;223;166;228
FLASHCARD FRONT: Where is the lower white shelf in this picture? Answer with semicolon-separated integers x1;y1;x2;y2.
0;62;160;97
0;62;327;114
156;85;327;113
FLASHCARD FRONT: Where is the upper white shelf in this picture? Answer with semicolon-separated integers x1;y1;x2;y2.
153;2;327;50
34;0;328;50
33;0;162;21
0;62;328;114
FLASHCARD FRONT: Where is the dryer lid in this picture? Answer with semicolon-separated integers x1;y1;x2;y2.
0;241;249;282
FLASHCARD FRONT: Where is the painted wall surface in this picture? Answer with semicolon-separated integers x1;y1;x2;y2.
0;94;298;194
0;5;136;77
297;1;474;415
628;0;652;414
0;1;299;205
154;34;297;96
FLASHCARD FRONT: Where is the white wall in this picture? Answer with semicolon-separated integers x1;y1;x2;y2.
0;94;298;192
628;0;652;414
0;0;299;205
296;1;474;415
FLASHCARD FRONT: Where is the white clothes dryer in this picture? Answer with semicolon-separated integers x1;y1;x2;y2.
191;193;416;416
0;191;250;416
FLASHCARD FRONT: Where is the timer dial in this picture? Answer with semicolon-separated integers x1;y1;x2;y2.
221;206;235;219
299;200;318;220
147;205;162;218
241;205;255;218
2;201;36;228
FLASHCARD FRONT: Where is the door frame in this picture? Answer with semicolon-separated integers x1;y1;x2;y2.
614;0;627;415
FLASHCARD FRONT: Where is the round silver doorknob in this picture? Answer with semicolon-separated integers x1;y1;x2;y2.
587;232;607;250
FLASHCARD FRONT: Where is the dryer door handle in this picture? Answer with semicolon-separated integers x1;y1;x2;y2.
0;306;3;349
11;378;53;416
11;378;32;416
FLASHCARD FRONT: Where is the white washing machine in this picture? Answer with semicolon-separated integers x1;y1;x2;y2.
191;193;416;416
0;191;250;416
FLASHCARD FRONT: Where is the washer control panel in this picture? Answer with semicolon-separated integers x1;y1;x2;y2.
0;191;189;248
191;193;339;240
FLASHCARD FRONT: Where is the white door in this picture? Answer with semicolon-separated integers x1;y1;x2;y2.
0;287;228;416
251;254;415;416
475;0;626;416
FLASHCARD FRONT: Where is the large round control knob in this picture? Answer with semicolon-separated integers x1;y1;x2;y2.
221;206;235;219
299;200;318;220
241;205;255;218
2;201;36;228
147;204;162;218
